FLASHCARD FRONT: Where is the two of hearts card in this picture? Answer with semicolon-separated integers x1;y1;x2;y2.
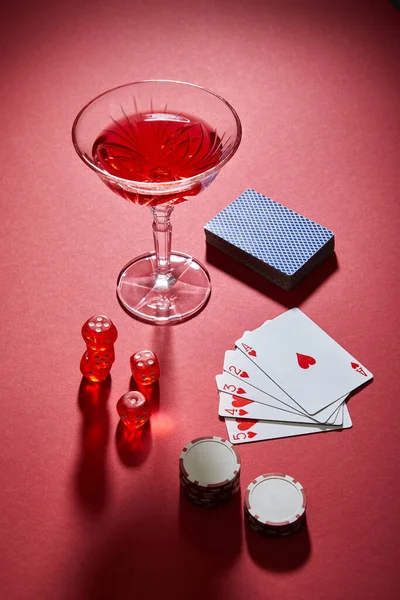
216;308;373;444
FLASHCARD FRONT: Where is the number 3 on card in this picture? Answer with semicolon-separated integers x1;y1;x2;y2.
223;383;246;395
223;383;237;392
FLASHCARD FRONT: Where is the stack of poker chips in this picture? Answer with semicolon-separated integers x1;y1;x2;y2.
179;436;241;508
244;473;306;536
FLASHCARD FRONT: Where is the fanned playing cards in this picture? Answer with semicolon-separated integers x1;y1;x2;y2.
216;308;373;444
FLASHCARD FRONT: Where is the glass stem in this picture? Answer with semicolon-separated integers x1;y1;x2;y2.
151;205;174;278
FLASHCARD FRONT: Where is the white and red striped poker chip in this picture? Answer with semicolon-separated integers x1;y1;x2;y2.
179;436;241;507
244;473;306;536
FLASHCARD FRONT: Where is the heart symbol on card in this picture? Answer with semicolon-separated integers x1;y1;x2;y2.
232;396;254;407
247;431;257;439
240;371;249;378
296;353;316;369
238;409;248;416
351;362;367;377
241;343;257;357
237;419;258;431
236;387;246;395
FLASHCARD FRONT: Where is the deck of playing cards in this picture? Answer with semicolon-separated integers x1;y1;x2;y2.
216;308;373;444
204;189;335;290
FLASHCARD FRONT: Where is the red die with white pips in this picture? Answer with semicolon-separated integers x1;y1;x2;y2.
81;315;118;350
130;350;160;386
116;391;150;431
80;315;118;382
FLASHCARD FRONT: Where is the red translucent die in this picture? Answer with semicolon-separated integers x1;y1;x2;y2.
86;346;115;368
81;315;118;350
80;315;117;381
130;350;160;386
117;391;151;431
80;352;109;383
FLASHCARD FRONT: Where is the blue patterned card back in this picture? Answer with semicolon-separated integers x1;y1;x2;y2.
204;189;334;276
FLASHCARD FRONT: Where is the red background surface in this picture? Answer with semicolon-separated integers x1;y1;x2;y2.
1;1;400;598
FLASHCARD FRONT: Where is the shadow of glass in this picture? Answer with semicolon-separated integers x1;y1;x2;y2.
150;319;174;375
74;496;236;600
74;377;111;514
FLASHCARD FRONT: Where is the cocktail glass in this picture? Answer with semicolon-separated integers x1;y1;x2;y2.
72;80;241;324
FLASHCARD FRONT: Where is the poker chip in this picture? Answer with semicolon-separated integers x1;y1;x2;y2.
244;473;306;536
179;436;241;507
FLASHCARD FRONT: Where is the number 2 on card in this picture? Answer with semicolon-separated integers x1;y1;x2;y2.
228;365;241;376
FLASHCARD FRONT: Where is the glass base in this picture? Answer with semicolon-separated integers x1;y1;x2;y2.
116;251;211;324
